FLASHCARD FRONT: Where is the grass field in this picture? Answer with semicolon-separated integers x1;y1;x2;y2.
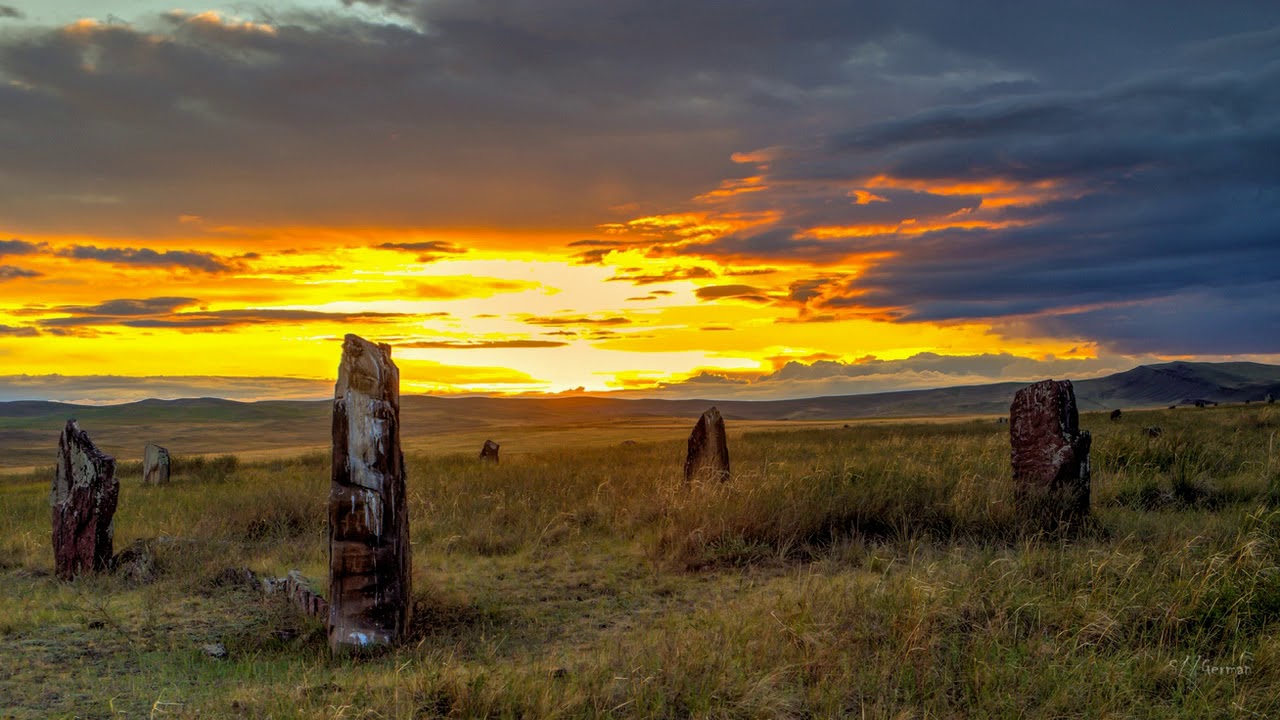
2;404;1279;717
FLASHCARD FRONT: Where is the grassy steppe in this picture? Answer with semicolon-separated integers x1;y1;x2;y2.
2;404;1279;718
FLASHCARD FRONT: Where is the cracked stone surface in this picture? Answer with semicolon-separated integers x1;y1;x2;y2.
684;407;730;483
143;444;170;485
52;420;119;580
329;334;411;654
1010;379;1091;528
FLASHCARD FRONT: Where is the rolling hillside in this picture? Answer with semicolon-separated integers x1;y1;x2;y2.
2;361;1277;469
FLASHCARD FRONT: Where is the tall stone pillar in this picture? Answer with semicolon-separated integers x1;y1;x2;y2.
329;334;412;653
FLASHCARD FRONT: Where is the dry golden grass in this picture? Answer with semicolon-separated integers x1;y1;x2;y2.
1;404;1278;717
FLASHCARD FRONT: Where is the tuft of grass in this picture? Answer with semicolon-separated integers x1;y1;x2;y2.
172;454;241;483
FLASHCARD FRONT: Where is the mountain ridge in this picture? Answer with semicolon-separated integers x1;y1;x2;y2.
3;361;1277;423
2;361;1277;469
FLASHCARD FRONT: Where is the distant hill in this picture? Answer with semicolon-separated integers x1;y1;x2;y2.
1074;361;1280;409
2;361;1277;469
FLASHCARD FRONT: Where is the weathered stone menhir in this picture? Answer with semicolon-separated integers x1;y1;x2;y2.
479;439;500;463
329;334;412;653
52;420;120;580
684;406;730;483
1010;379;1091;527
144;443;171;485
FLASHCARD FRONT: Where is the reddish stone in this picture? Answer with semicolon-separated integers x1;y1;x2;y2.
328;334;412;653
684;407;730;483
1010;380;1092;527
52;420;119;580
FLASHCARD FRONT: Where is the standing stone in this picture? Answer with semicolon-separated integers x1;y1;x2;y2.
1010;380;1091;528
143;444;171;485
52;420;119;580
684;407;730;483
329;334;412;654
479;440;500;463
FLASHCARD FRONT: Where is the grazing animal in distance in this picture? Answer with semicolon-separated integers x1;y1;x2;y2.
1110;409;1122;421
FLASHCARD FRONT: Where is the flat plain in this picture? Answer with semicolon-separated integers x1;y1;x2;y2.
2;403;1279;717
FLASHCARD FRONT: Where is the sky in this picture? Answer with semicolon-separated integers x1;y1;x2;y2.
0;1;1278;403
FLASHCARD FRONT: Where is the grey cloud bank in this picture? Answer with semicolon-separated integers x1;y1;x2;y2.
0;0;1277;359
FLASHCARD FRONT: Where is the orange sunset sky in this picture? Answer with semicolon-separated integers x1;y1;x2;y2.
1;2;1277;402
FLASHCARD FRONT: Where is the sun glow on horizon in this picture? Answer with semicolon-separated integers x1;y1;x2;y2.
0;165;1149;400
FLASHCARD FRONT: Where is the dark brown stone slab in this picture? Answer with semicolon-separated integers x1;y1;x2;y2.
143;444;171;485
328;334;412;653
479;440;500;463
684;406;730;483
52;420;119;580
1010;379;1091;528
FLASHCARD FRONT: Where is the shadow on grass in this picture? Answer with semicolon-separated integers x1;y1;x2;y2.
406;591;519;652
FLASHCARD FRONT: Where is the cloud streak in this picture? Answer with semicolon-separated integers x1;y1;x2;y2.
0;265;41;280
56;245;239;273
625;352;1167;400
375;241;468;262
396;339;568;349
35;296;426;330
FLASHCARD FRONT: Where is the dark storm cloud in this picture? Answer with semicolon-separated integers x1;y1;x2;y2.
0;6;765;234
674;58;1280;353
9;0;1263;235
1028;288;1280;356
1;1;1277;356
